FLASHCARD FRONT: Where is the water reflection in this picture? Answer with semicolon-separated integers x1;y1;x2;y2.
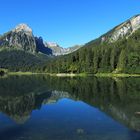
0;75;140;140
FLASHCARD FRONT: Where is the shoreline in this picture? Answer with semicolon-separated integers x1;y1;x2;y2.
7;72;140;77
94;73;140;77
8;72;48;75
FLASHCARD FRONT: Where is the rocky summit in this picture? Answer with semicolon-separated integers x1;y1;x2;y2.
13;23;33;36
0;23;36;53
0;24;80;56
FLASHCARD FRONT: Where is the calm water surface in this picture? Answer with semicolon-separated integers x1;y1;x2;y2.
0;75;140;140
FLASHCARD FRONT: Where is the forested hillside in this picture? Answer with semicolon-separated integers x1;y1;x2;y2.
45;29;140;74
0;15;140;74
0;48;48;72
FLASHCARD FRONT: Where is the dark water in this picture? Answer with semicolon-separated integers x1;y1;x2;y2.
0;75;140;140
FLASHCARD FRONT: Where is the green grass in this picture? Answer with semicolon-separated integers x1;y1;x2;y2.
8;71;50;76
5;71;140;77
9;71;35;75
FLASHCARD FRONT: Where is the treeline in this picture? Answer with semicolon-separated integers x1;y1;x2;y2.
45;30;140;74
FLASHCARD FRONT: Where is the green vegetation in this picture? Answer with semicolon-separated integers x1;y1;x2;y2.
0;30;140;75
45;29;140;74
0;48;48;72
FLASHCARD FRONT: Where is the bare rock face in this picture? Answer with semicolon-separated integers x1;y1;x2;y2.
35;37;52;55
131;15;140;31
102;15;140;43
0;23;81;56
0;24;36;53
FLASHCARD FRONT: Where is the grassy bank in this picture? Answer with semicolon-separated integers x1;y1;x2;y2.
8;71;48;75
5;71;140;77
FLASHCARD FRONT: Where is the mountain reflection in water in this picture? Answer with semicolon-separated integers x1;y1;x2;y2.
0;75;140;140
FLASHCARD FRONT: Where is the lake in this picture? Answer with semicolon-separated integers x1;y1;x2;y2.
0;75;140;140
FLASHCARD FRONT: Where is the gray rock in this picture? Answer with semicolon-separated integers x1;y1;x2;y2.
101;15;140;43
0;23;36;53
0;23;81;56
46;42;81;56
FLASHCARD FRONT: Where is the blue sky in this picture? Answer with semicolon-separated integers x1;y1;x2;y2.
0;0;140;48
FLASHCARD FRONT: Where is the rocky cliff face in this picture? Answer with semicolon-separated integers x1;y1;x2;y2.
101;15;140;43
35;37;52;55
0;24;37;53
0;24;80;56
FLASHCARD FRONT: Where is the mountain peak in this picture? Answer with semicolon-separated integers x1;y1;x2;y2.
13;23;33;35
0;23;36;53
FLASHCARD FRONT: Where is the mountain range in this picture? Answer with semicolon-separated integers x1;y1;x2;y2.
0;14;140;73
0;24;80;56
47;42;81;56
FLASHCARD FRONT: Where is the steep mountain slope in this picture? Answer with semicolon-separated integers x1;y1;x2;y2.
101;14;140;43
0;24;51;71
0;23;81;72
86;14;140;46
0;23;80;56
0;24;37;53
35;37;52;55
45;15;140;74
0;23;54;56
